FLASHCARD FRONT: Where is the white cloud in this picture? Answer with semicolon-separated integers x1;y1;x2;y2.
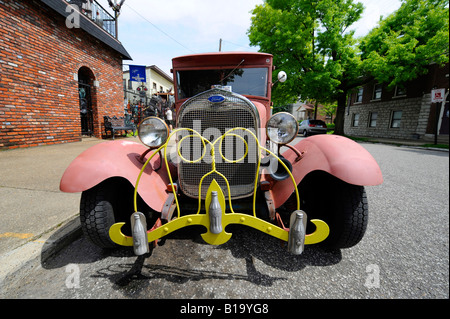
120;0;258;27
96;0;263;72
96;0;402;73
351;0;402;37
107;0;262;50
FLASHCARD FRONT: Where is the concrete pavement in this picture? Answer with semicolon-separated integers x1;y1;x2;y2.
0;135;136;289
0;134;447;291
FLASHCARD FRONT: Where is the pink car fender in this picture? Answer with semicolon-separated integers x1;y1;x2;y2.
270;135;383;208
60;140;174;212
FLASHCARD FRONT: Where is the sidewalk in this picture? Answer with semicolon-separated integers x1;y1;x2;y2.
0;134;447;290
0;135;136;289
363;137;449;151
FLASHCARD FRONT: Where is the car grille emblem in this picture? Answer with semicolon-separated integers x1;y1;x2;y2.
207;95;225;104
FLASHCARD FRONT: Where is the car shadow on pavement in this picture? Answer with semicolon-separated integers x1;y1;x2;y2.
101;255;289;296
219;225;342;271
41;223;341;295
103;227;340;294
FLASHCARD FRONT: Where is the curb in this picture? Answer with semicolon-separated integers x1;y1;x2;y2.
296;134;449;152
0;214;82;294
366;140;449;152
403;145;449;152
40;215;82;262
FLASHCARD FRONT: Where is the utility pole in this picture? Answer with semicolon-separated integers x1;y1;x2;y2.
435;101;442;145
431;88;446;145
115;10;118;39
219;38;222;52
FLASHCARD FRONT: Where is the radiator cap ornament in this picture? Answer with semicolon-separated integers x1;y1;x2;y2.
208;95;225;104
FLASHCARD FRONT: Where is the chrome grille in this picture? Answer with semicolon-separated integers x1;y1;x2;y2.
177;89;260;199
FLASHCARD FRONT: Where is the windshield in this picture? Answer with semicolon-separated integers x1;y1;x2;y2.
177;67;268;99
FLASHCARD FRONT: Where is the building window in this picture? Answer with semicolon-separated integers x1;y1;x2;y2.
394;85;406;97
391;111;402;128
153;82;157;91
352;113;360;127
369;112;378;127
160;86;163;93
373;83;382;100
128;80;132;90
356;88;363;103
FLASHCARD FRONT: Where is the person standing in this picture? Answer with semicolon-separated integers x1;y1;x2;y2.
165;107;173;132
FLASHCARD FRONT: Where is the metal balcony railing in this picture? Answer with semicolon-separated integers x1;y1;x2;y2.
67;0;117;38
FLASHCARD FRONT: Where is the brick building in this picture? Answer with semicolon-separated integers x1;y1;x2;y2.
0;0;131;150
344;63;449;143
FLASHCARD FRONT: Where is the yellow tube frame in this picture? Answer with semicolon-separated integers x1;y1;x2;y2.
109;127;329;247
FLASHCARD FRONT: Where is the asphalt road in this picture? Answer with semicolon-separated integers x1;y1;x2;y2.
1;140;448;300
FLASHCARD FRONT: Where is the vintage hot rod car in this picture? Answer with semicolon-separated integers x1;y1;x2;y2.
60;52;383;256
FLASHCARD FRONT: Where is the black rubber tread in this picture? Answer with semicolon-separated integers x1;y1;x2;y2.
80;178;158;249
326;183;368;249
80;181;117;248
284;171;370;249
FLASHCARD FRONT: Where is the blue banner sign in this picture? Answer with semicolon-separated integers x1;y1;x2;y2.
129;65;146;82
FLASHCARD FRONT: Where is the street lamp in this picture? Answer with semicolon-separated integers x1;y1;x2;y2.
107;0;125;39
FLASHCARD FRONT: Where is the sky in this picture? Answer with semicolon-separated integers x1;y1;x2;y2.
96;0;402;76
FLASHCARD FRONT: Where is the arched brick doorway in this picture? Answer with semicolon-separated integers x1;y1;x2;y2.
78;67;98;136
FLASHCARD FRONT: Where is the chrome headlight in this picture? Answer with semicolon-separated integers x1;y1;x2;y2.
266;112;298;144
138;117;169;148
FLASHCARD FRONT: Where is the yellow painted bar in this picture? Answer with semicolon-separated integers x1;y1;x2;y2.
109;215;329;247
113;127;331;250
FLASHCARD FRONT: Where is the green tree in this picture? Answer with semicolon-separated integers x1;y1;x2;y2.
272;103;291;114
359;0;449;89
318;102;338;123
248;0;364;135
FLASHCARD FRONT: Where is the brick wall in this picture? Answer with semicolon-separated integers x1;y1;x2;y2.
0;0;125;150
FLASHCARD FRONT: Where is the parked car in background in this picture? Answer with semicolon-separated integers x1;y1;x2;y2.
299;119;328;136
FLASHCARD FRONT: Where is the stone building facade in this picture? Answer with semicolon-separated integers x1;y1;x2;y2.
344;63;449;142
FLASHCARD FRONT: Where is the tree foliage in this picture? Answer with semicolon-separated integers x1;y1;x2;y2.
247;0;364;134
318;102;338;122
248;0;449;135
359;0;449;89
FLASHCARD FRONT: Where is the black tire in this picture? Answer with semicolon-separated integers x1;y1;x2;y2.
303;130;308;137
322;183;368;249
80;178;155;249
298;172;369;249
80;180;119;248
